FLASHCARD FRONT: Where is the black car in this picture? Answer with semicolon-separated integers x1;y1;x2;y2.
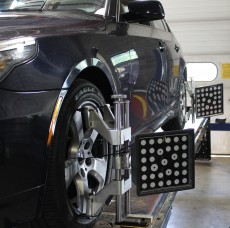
0;0;187;227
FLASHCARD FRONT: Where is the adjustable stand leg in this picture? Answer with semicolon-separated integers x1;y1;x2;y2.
112;95;131;223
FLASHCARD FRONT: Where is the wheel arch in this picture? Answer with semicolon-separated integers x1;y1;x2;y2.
77;66;114;105
47;58;116;146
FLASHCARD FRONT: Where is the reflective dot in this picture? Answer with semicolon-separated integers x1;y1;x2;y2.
166;180;172;186
149;139;154;145
174;179;179;185
166;146;171;152
174;137;179;143
182;144;187;150
165;137;171;143
174;145;179;151
158;173;163;178
149;148;155;153
182;136;187;142
158;181;164;187
141;158;147;163
141;166;147;172
182;153;187;158
150;174;155;179
141;149;146;155
141;140;146;146
172;154;178;160
142;175;147;180
166;169;172;176
150;182;155;188
174;162;179;168
151;164;158;172
182;170;187;175
182;161;187;167
158;138;163;144
161;159;168;166
149;156;155;162
157;148;163;156
182;178;187;184
142;183;147;189
174;171;179;176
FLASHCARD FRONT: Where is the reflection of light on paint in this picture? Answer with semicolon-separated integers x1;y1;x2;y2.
10;0;25;9
132;95;147;119
17;44;24;53
47;97;63;145
173;65;179;77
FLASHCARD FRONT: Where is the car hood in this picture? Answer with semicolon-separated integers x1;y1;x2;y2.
0;11;106;41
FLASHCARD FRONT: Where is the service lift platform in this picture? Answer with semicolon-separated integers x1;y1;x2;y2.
91;83;223;228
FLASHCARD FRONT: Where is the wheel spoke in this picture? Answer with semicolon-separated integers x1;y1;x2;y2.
88;158;107;188
74;177;90;214
65;159;79;189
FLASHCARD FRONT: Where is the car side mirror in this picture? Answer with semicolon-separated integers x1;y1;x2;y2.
122;0;165;22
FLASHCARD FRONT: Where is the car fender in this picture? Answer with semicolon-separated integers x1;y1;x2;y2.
47;56;117;146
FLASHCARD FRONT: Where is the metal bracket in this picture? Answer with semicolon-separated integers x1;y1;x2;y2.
84;95;132;223
83;105;131;146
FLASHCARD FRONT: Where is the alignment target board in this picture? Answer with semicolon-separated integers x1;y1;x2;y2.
196;84;223;118
136;130;194;196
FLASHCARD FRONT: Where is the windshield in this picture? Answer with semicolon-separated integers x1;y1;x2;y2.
0;0;106;14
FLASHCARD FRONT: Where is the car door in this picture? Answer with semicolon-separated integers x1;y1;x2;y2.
113;3;169;133
151;19;183;107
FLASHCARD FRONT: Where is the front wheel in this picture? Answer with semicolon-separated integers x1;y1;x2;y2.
40;79;111;228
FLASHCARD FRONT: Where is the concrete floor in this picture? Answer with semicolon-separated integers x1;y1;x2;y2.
167;157;230;228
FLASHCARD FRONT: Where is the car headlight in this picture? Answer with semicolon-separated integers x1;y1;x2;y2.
0;37;36;82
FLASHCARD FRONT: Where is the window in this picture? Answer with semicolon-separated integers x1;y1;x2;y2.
187;63;217;81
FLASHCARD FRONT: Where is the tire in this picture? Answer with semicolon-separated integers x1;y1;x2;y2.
39;79;111;228
162;79;187;131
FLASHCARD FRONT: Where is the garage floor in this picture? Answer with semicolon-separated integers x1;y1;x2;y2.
167;156;230;228
96;156;230;228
